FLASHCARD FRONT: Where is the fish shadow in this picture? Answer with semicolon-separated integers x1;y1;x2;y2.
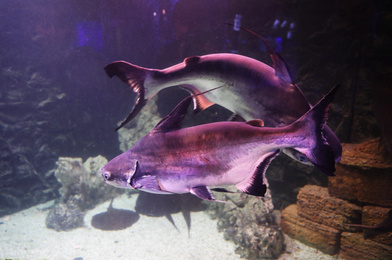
91;199;139;231
135;192;206;236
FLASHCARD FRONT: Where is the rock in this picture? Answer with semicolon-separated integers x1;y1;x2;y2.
54;156;122;210
339;138;392;169
0;139;58;217
46;156;123;231
328;164;392;207
83;155;110;191
339;232;392;260
280;204;341;255
45;197;85;232
117;99;161;152
328;139;392;207
360;206;392;245
207;190;284;259
266;154;327;210
297;185;361;231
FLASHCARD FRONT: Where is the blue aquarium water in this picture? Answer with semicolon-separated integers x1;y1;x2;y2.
1;0;391;259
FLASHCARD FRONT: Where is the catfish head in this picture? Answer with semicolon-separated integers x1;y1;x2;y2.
100;152;139;189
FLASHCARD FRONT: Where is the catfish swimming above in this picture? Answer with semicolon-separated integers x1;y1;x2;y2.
101;85;339;202
104;36;341;165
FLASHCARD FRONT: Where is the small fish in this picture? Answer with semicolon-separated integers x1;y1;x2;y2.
345;209;392;239
101;85;339;202
91;199;139;231
104;37;341;165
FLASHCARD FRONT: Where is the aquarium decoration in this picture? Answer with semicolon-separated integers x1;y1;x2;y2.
45;156;122;231
281;138;392;259
1;0;391;259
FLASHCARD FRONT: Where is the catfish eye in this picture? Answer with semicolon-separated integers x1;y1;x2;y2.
296;154;308;163
103;172;111;180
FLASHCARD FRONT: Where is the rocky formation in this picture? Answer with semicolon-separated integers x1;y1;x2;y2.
329;138;392;207
117;98;162;152
340;232;392;260
0;52;127;218
207;190;284;259
45;156;123;231
281;204;341;255
0;68;63;217
281;139;392;259
45;196;85;232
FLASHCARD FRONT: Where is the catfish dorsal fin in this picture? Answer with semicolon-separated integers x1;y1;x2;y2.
267;48;294;84
152;86;224;133
152;95;193;133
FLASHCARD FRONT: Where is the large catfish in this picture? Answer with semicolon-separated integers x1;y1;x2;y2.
101;86;339;202
104;40;341;165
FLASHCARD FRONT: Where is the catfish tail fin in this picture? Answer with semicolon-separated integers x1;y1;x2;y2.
293;84;340;176
104;61;152;130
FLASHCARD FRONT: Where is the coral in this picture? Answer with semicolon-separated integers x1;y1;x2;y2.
45;196;85;232
207;190;284;259
117;98;161;152
46;155;122;231
53;156;122;210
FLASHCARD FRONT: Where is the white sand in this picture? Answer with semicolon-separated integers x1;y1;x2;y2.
0;194;239;260
0;193;337;260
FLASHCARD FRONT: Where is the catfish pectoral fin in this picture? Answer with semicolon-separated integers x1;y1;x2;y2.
131;174;163;191
190;186;226;203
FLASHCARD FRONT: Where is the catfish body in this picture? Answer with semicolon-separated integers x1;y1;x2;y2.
105;53;341;164
101;86;338;201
